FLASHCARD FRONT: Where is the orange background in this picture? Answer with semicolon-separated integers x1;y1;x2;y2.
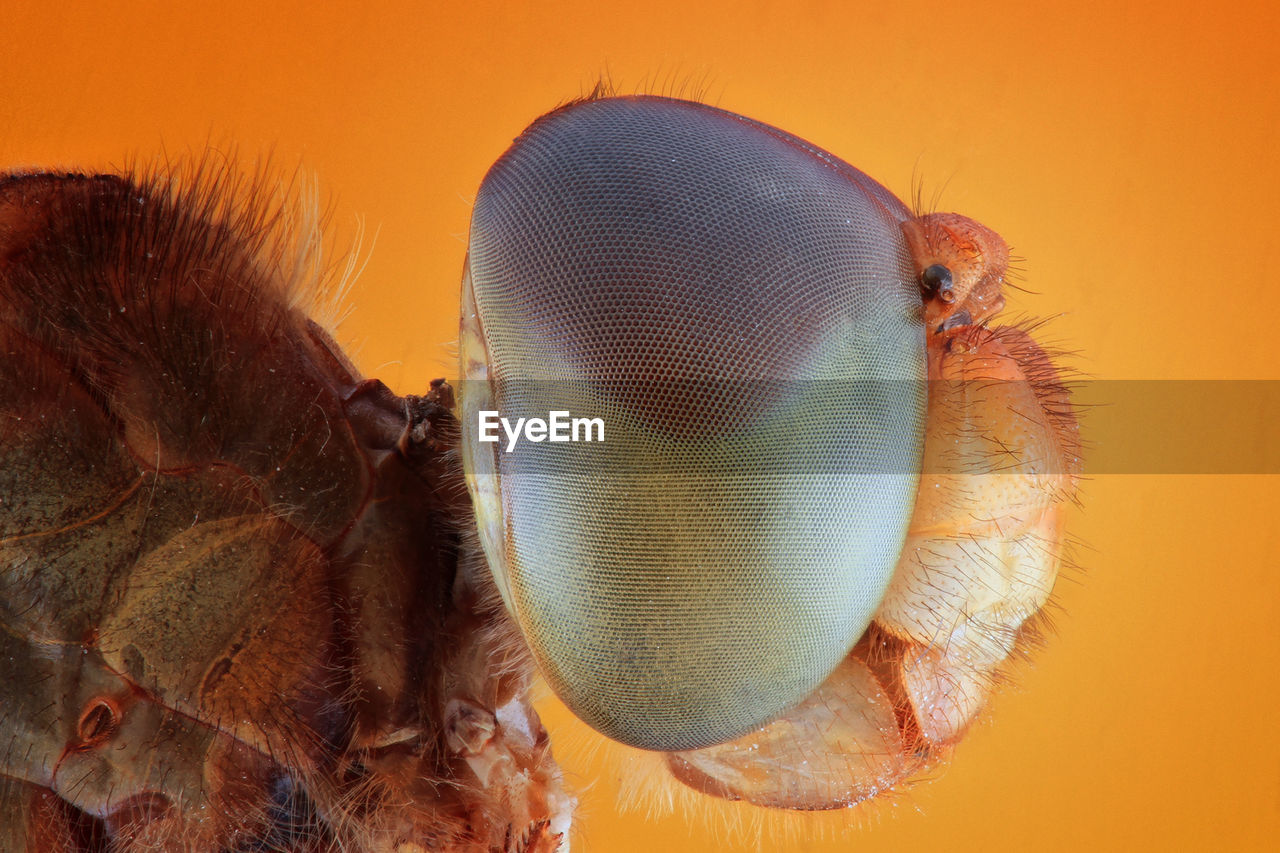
3;1;1277;850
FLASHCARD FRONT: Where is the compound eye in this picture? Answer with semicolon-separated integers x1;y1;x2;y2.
460;96;927;752
921;263;955;302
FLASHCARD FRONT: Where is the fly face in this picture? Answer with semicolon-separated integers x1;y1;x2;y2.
0;94;1079;849
462;95;1079;810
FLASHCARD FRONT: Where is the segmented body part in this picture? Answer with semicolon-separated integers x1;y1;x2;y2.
901;212;1011;327
0;169;569;851
873;316;1080;746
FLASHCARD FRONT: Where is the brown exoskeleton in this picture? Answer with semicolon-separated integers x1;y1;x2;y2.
0;166;569;851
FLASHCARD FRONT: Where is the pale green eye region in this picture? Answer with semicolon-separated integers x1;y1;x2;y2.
460;96;925;751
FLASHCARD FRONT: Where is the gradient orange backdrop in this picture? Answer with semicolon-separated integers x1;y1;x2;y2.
3;1;1277;850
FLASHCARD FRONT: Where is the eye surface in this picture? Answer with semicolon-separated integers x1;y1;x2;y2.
461;96;927;751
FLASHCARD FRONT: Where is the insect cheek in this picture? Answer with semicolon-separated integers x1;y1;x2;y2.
460;95;927;753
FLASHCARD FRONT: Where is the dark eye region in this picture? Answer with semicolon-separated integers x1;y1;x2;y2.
460;96;928;751
921;263;954;301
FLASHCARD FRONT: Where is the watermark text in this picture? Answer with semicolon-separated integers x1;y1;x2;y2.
478;410;605;452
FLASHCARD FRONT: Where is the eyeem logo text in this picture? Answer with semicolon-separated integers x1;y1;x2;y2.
478;410;605;453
